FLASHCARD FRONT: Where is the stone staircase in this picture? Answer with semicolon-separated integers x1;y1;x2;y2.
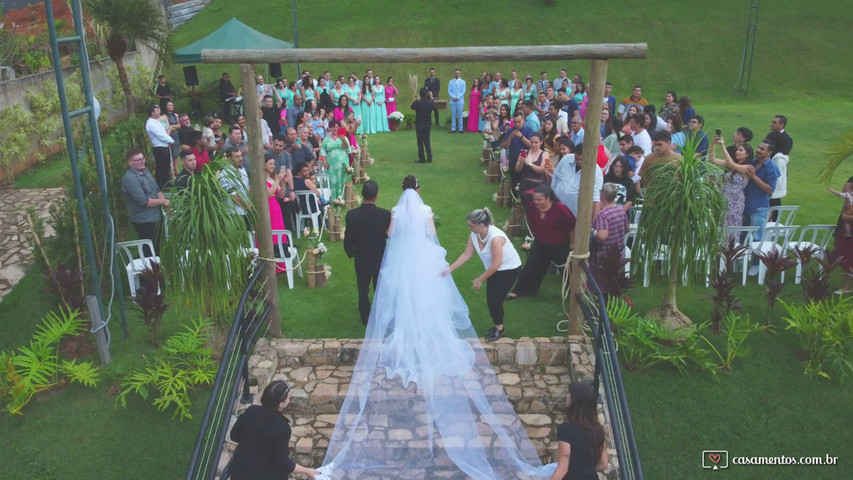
168;0;209;29
214;336;618;479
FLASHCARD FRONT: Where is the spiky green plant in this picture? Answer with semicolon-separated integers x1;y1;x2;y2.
160;157;254;322
634;132;725;328
0;307;100;415
818;124;853;184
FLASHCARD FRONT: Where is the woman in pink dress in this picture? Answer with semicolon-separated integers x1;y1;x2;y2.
385;77;398;116
466;78;482;132
264;157;288;273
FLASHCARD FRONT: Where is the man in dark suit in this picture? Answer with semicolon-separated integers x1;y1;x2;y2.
344;180;392;325
411;88;435;163
767;114;793;156
424;68;441;126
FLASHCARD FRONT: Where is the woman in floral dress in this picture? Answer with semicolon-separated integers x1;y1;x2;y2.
320;121;351;200
709;136;751;227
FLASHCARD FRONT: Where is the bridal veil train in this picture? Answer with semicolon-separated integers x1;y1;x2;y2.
316;188;556;480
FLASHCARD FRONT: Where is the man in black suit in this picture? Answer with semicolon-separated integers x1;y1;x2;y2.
411;88;435;163
344;180;392;325
424;67;441;126
767;114;793;156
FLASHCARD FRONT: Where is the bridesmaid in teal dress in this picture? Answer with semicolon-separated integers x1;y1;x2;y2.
509;81;524;114
345;77;363;134
495;79;510;108
331;79;345;104
360;75;375;134
522;76;537;101
372;76;390;133
282;83;297;110
319;121;351;200
301;76;315;107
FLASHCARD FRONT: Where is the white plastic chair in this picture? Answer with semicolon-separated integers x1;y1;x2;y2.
765;205;799;229
295;191;322;237
748;225;799;285
115;239;160;298
786;224;836;284
623;224;638;276
272;229;303;289
315;173;332;200
718;225;758;286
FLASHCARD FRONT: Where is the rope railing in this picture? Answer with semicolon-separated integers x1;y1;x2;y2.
185;265;273;480
576;260;644;480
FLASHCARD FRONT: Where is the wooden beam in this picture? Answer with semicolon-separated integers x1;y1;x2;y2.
240;64;282;337
567;59;609;335
201;44;647;64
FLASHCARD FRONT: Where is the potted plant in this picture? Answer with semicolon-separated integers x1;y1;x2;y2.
388;111;405;131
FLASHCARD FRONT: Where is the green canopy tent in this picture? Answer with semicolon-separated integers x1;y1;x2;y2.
173;17;295;64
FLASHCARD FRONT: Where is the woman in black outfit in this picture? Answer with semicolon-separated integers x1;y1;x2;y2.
549;381;608;480
229;380;317;480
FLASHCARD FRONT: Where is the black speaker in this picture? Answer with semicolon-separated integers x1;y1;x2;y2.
269;63;282;78
183;66;199;87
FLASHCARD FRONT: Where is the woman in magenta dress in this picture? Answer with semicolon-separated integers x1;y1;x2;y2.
264;157;288;273
385;77;399;117
466;78;482;132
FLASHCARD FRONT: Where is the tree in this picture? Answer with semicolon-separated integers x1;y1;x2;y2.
818;125;853;184
83;0;169;116
634;134;725;330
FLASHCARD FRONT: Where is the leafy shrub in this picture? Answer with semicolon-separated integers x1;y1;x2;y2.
781;296;853;383
116;317;217;420
697;313;761;371
607;297;715;374
0;307;100;415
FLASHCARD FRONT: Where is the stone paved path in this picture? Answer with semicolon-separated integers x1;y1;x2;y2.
0;187;63;302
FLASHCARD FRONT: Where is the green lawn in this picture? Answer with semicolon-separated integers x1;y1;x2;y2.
2;0;853;478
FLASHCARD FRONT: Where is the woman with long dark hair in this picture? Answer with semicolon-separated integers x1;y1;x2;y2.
709;134;753;227
548;381;608;480
660;90;678;120
360;75;375;134
467;78;483;132
603;156;636;212
678;95;695;125
229;380;318;479
333;95;351;123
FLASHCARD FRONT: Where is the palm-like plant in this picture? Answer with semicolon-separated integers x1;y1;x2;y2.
634;133;725;329
818;124;853;184
83;0;170;116
160;158;255;321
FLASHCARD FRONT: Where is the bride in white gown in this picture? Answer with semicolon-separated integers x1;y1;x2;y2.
316;176;555;480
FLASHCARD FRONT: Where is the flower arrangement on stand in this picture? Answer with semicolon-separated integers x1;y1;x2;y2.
359;133;374;167
495;164;513;207
388;111;405;131
327;199;346;242
304;227;330;287
481;132;494;165
485;145;502;183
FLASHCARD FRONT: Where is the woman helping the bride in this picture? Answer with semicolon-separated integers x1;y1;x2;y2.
316;176;555;480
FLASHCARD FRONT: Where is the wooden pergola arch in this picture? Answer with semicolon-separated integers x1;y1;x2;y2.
202;44;648;336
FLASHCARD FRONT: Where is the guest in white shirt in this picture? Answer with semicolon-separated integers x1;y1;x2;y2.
145;104;174;189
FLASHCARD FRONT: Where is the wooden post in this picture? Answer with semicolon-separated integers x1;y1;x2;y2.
567;59;609;335
240;64;282;337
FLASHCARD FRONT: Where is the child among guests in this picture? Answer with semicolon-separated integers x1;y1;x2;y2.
828;186;853;237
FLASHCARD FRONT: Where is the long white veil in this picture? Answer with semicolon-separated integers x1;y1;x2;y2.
317;189;555;479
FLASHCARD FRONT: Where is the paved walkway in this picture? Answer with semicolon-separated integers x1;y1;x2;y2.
0;187;63;302
216;336;618;480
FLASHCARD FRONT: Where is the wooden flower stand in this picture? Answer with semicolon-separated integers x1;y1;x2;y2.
505;203;525;237
306;249;327;287
486;161;501;183
344;181;358;209
327;213;343;242
481;147;492;165
495;180;512;207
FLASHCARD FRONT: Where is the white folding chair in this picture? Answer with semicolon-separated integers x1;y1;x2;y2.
623;224;638;277
295;191;322;237
272;229;303;289
243;231;260;263
748;225;798;285
765;205;799;229
115;239;160;298
315;173;332;200
786;224;836;284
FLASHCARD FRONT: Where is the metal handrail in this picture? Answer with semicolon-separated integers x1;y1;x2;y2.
577;261;644;480
185;265;272;480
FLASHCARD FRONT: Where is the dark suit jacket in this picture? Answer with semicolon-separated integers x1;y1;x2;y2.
425;76;440;99
229;405;295;480
344;202;391;274
411;99;435;127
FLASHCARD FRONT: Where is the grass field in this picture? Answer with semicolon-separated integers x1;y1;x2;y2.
2;0;853;478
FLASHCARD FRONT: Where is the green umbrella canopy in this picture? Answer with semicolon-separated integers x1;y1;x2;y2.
172;17;294;64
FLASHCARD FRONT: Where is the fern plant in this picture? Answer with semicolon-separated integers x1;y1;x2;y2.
0;307;101;415
698;314;761;371
782;296;853;383
116;317;217;421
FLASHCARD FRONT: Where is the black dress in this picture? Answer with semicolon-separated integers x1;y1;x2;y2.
556;420;599;480
229;405;296;480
